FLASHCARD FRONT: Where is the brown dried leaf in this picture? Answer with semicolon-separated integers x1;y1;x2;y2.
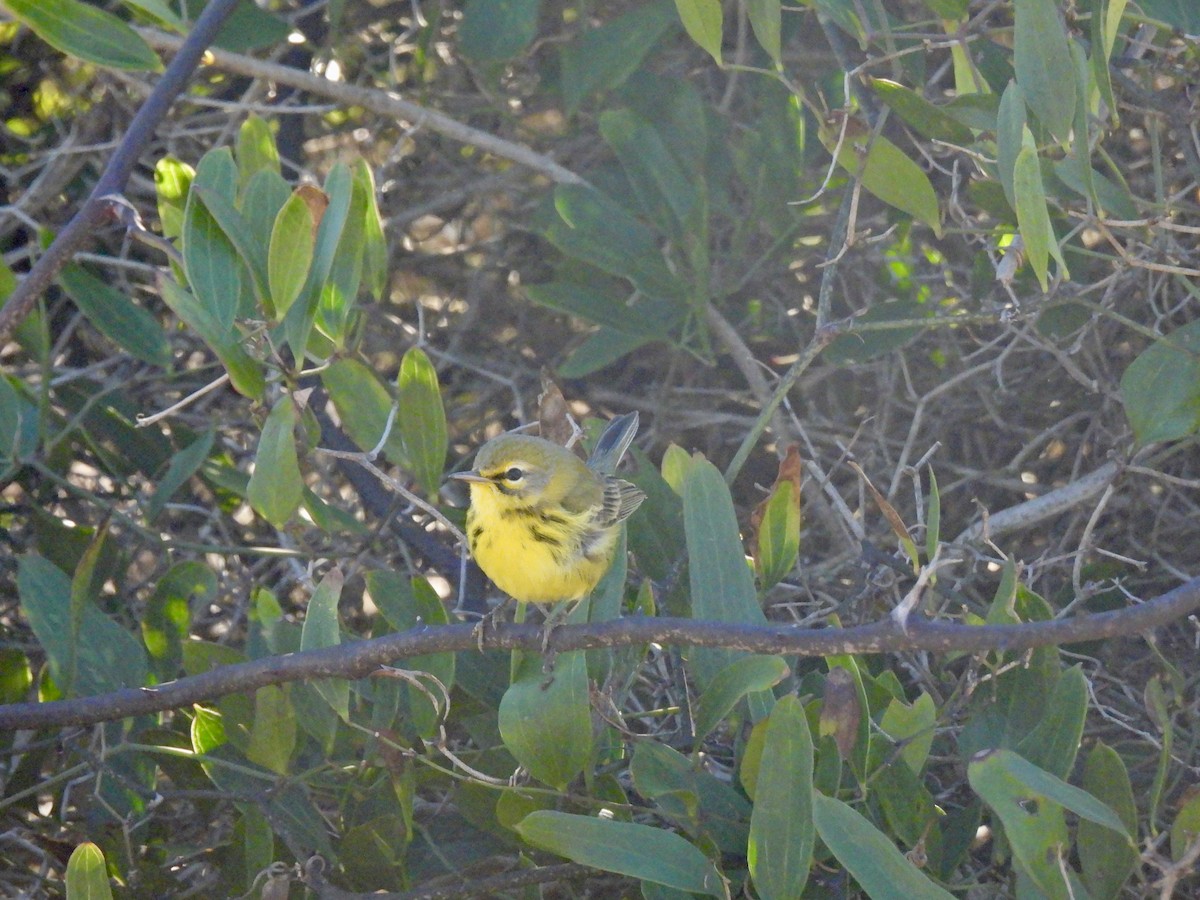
537;370;576;448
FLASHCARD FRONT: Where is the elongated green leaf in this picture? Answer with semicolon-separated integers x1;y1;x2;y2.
500;646;592;790
813;793;956;900
246;685;296;775
559;2;677;114
353;160;388;300
754;478;800;591
236;114;280;188
1013;143;1053;291
693;656;789;744
819;122;942;235
683;454;765;687
58;265;171;366
190;185;269;308
247;395;303;528
745;0;781;64
183;180;242;331
123;0;186;32
870;79;974;145
546;184;688;304
146;429;215;523
749;695;815;900
155;156;194;243
515;811;725;896
525;282;682;338
599;108;705;243
1013;0;1076;142
157;278;265;399
996;80;1025;211
559;326;653;378
1016;664;1088;778
299;568;349;720
1119;320;1200;445
675;0;723;65
1079;742;1138;900
268;192;316;318
5;0;161;70
319;170;370;344
142;561;213;678
65;842;113;900
459;0;539;60
397;347;447;496
880;691;936;774
321;357;407;462
969;749;1133;898
18;555;148;697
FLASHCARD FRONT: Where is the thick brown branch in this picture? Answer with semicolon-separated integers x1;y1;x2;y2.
2;575;1197;730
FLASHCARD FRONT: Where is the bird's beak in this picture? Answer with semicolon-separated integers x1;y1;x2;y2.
447;469;489;485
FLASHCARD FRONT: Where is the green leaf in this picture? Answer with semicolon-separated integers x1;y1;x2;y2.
183;153;243;330
924;468;940;562
65;842;113;900
546;184;688;304
499;649;592;790
181;0;289;53
321;357;407;462
870;79;974;145
142;561;213;678
363;571;455;738
683;454;765;687
18;555;148;697
1119;319;1200;445
397;347;447;496
813;793;957;900
58;265;171;367
5;0;161;71
693;655;790;744
525;282;682;338
353;159;389;300
1013;143;1054;291
674;0;723;66
156;278;265;399
559;327;654;378
745;0;781;64
247;395;303;528
1015;664;1088;779
459;0;539;61
319;170;370;344
819;122;942;236
190;185;269;311
559;2;678;115
299;568;350;720
996;80;1026;211
146;429;215;523
245;685;296;775
515;811;725;896
0;375;37;474
1013;0;1076;142
1171;789;1200;862
754;479;800;591
968;749;1133;898
1136;0;1200;30
599;108;705;243
154;156;194;243
268;192;316;318
122;0;186;32
879;692;936;774
235;114;280;189
749;695;815;900
1079;742;1138;900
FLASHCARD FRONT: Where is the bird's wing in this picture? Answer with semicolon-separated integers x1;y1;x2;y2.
595;477;646;528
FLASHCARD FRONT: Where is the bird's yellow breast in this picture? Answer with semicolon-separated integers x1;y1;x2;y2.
464;482;619;605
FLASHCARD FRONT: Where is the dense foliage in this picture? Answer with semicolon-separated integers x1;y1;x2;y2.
1;0;1198;896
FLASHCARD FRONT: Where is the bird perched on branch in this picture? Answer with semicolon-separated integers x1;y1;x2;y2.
448;412;645;620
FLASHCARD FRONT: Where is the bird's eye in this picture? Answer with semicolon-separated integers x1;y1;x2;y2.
503;466;524;482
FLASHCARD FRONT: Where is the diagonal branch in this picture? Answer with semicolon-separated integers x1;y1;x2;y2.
2;574;1197;730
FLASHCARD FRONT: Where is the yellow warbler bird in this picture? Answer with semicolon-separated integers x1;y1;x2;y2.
448;412;645;610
